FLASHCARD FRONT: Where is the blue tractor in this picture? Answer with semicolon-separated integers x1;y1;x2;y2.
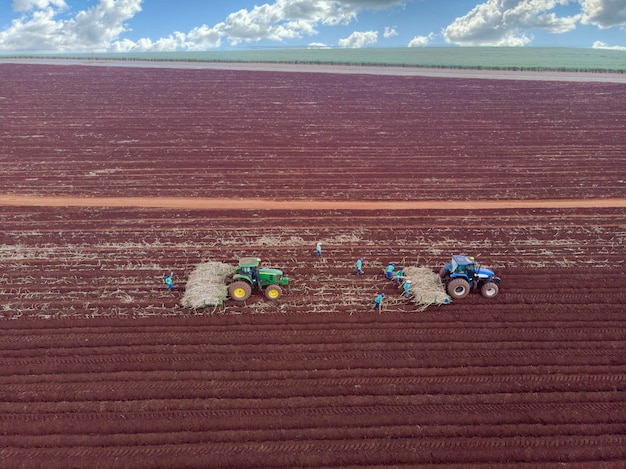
439;255;501;299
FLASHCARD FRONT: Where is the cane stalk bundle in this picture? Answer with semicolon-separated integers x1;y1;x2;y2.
402;266;451;312
182;262;236;308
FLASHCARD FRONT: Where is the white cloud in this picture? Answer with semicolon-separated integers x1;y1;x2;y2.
142;0;400;51
443;0;580;46
216;2;344;46
184;26;222;50
73;0;142;47
338;30;378;47
383;26;398;38
580;0;626;28
0;0;409;52
214;0;405;46
308;42;332;48
0;0;142;51
8;0;623;53
592;40;626;50
408;32;435;47
336;0;406;8
114;0;337;51
12;0;66;11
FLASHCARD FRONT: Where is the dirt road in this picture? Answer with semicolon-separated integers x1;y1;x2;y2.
1;194;625;210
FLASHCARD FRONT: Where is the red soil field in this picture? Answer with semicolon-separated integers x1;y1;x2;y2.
2;64;625;201
0;63;625;468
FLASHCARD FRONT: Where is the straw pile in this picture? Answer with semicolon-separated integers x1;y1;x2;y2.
181;261;236;308
402;266;451;312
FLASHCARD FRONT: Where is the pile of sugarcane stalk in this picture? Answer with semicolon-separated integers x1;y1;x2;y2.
181;261;236;308
401;266;451;312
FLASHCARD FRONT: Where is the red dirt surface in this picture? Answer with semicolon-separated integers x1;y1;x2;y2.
1;63;625;468
2;64;625;201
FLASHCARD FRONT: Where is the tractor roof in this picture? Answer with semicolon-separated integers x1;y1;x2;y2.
452;255;475;266
238;257;261;268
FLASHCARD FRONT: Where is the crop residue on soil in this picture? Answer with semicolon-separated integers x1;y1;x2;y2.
1;63;625;467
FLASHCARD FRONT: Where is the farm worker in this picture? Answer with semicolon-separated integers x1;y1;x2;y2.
402;279;412;298
374;293;385;311
164;272;174;291
385;263;395;279
315;242;322;257
355;258;364;275
393;269;404;285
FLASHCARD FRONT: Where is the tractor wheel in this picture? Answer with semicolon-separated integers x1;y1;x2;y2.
264;285;283;301
481;282;499;299
439;267;449;279
228;281;252;301
447;278;470;299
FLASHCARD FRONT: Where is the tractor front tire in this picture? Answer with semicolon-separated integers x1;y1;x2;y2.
264;285;283;300
439;267;449;279
481;282;499;299
447;278;470;299
229;281;252;301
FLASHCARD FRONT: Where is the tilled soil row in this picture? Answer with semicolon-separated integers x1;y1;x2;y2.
1;308;625;466
2;65;625;201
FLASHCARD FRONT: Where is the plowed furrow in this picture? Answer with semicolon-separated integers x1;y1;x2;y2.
2;324;625;347
1;348;624;376
2;372;625;402
2;434;625;468
2;401;625;432
2;422;626;447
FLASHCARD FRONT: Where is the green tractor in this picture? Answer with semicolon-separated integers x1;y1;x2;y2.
227;257;289;302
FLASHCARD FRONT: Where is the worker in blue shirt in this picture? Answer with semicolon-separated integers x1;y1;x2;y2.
393;268;404;285
374;293;385;311
164;272;174;291
402;279;412;298
355;258;364;275
385;263;395;279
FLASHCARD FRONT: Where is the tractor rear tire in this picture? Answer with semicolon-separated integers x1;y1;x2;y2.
228;281;252;301
264;285;283;300
481;282;499;298
447;278;470;299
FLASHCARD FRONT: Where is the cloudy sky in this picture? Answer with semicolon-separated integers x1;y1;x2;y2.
1;0;625;53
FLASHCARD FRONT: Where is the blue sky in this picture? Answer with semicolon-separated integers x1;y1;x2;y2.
0;0;624;52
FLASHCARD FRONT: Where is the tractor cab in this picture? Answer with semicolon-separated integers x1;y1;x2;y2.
450;255;476;278
449;255;497;282
235;257;262;287
237;257;261;271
